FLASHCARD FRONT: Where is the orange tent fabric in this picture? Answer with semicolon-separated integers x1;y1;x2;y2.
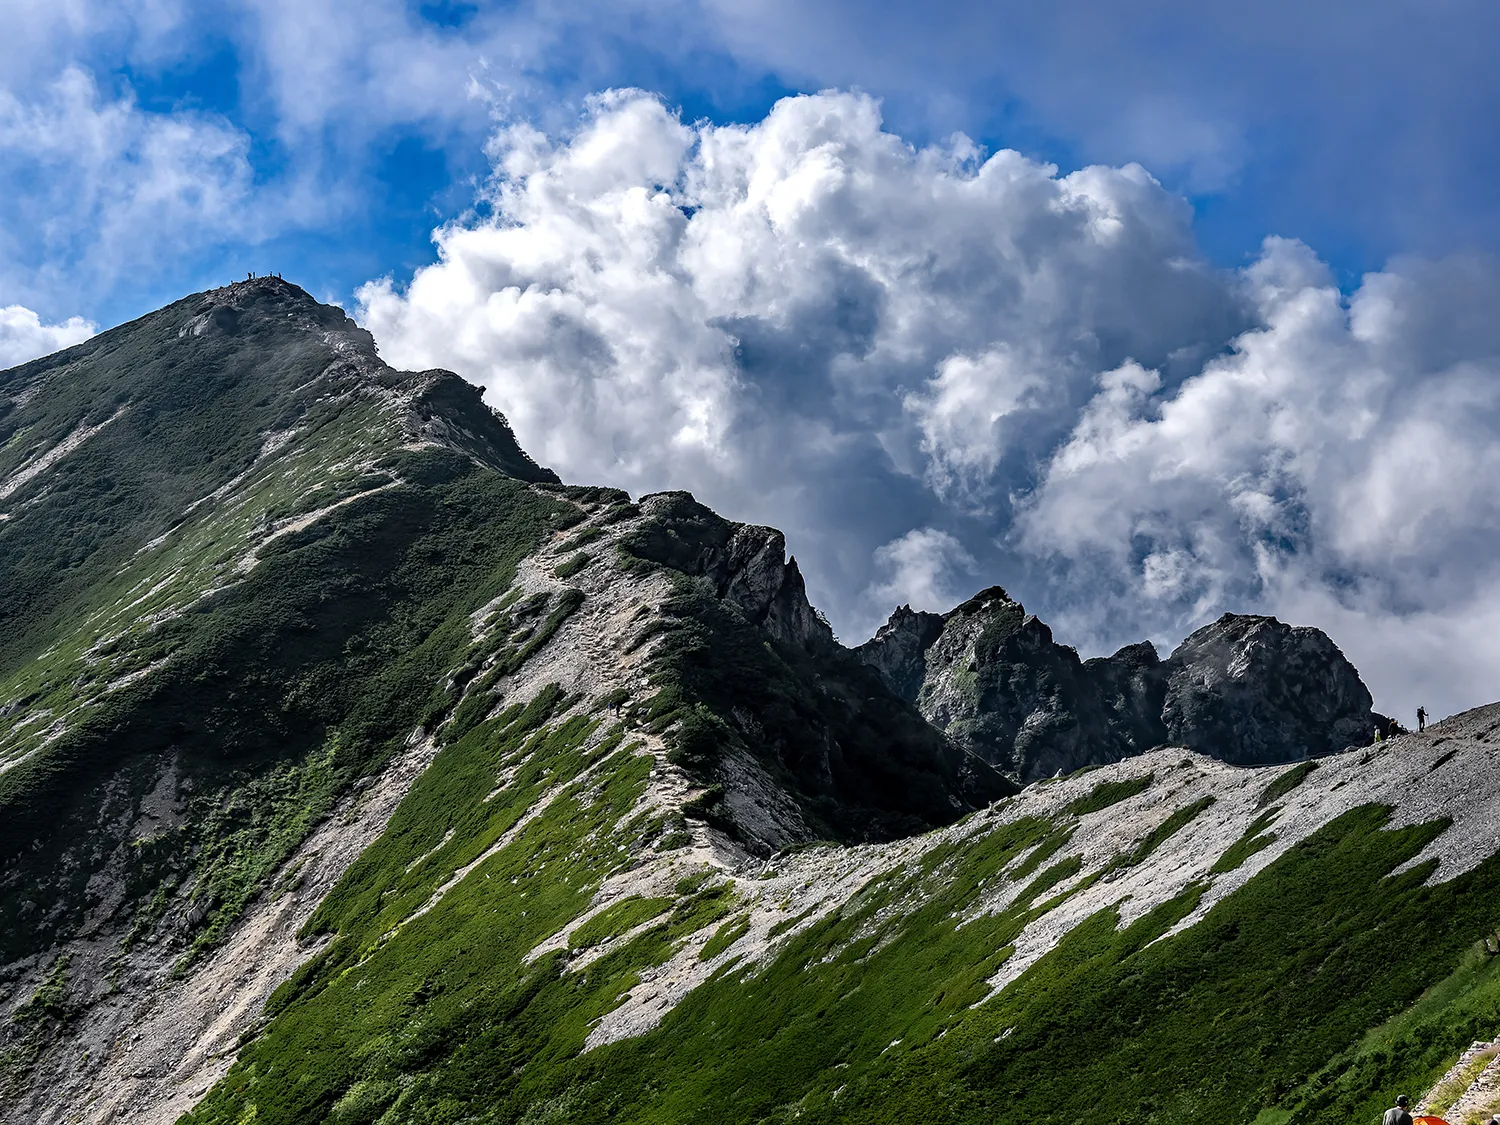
1414;1116;1451;1125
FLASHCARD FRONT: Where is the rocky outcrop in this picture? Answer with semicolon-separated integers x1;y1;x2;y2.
630;491;835;652
1085;640;1170;758
902;588;1125;781
622;492;1010;839
857;605;945;701
1162;613;1382;763
859;592;1380;781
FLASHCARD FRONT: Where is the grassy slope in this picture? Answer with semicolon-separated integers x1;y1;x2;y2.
0;446;572;966
0;281;571;971
182;752;1500;1125
7;284;1500;1124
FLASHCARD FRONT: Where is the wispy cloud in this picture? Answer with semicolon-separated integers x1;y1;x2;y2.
0;67;258;309
865;529;976;616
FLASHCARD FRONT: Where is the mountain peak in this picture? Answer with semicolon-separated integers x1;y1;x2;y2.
173;275;373;351
951;584;1018;615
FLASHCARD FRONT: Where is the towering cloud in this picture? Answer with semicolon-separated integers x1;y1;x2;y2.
359;89;1500;718
1020;242;1500;715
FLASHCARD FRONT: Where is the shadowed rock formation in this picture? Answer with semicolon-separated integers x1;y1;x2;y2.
1162;613;1383;763
859;588;1381;781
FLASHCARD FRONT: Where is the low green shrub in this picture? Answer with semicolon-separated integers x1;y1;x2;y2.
558;526;606;553
555;552;591;579
1067;774;1154;817
682;786;726;822
571;897;672;950
1258;761;1318;808
1113;796;1216;869
665;707;728;769
699;915;752;962
1212;808;1280;874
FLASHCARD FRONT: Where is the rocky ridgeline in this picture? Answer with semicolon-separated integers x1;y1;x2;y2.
615;490;1011;842
858;587;1383;781
625;491;835;655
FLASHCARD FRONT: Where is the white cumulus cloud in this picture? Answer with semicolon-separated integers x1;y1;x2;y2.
1019;238;1500;716
0;67;265;310
358;88;1240;610
359;88;1500;720
0;305;94;369
865;528;977;615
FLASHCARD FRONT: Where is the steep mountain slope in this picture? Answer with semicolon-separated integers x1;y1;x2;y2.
859;586;1382;780
0;280;1001;1120
1;280;1496;1125
90;703;1500;1125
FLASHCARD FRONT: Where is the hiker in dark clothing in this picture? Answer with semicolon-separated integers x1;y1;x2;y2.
1417;706;1427;732
1381;1094;1413;1125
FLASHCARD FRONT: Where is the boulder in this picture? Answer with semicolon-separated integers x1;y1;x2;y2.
1162;613;1381;764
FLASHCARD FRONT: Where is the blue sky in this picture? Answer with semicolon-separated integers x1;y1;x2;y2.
7;0;1500;717
11;0;1500;326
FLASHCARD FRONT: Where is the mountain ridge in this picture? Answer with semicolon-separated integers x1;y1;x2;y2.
1;279;1495;1125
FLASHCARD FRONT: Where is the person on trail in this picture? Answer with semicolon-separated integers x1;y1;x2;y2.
1381;1094;1414;1125
1375;725;1385;742
1417;706;1427;732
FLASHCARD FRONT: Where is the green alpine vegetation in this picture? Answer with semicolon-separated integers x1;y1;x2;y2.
2;278;1498;1125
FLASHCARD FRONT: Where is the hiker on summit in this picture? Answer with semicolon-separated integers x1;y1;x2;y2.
1381;1094;1414;1125
1417;706;1427;732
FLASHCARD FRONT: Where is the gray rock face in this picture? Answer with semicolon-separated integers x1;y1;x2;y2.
858;605;945;701
1162;613;1380;763
622;491;1013;836
632;491;835;652
906;588;1121;781
1085;640;1169;757
858;592;1380;781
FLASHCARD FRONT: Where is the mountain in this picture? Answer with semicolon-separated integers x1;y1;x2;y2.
2;279;1497;1125
858;587;1383;781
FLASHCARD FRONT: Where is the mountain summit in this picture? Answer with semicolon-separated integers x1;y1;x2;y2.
2;281;1497;1125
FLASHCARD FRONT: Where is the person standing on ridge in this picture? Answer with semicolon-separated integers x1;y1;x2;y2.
1417;706;1427;732
1381;1094;1413;1125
